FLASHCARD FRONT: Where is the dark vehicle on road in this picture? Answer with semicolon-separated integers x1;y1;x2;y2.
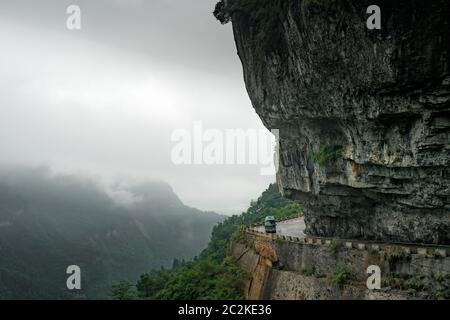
264;216;277;233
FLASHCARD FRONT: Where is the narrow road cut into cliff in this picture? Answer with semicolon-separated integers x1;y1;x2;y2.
254;217;306;238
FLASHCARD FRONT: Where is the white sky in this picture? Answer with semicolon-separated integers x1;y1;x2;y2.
0;0;274;214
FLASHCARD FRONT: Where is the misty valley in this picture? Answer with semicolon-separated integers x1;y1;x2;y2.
0;166;224;299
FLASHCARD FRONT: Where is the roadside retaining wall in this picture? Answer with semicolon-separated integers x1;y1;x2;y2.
228;228;450;299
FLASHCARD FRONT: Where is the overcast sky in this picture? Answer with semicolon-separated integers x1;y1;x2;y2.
0;0;274;214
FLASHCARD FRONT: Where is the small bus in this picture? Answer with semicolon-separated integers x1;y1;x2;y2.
264;216;277;233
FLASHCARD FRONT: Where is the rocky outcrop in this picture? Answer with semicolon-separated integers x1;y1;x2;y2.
219;0;450;244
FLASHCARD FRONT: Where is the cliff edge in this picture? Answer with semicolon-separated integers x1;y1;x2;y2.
217;0;450;244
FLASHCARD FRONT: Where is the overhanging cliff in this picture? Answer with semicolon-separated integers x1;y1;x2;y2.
217;0;450;244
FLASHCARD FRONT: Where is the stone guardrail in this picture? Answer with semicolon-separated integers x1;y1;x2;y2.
244;227;450;258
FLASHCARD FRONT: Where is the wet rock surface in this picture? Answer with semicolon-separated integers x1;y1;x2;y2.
226;0;450;244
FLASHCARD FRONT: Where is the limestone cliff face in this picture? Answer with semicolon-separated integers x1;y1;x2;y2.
220;0;450;244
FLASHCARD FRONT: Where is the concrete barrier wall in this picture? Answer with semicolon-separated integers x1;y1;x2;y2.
243;227;450;283
230;227;450;299
244;227;450;258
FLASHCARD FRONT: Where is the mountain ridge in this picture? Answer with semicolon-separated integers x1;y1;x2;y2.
0;165;224;299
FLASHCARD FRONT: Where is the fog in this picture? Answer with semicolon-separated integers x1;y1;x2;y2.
0;164;225;299
0;0;274;214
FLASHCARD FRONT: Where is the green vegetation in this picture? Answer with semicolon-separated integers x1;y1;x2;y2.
383;247;409;265
381;273;449;298
111;281;138;300
112;258;247;300
331;263;349;286
0;167;224;299
230;225;249;246
112;183;301;300
382;272;412;289
115;258;247;300
434;272;448;283
328;240;343;255
404;277;425;295
312;145;343;167
381;274;408;290
433;272;450;299
381;275;396;288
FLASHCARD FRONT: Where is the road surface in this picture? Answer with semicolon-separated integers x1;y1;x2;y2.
254;217;306;238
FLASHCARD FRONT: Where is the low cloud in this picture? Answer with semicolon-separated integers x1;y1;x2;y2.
0;0;274;214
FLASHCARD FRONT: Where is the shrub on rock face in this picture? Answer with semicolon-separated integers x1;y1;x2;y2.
404;277;425;296
331;263;348;286
382;247;409;267
213;0;231;24
312;145;343;167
